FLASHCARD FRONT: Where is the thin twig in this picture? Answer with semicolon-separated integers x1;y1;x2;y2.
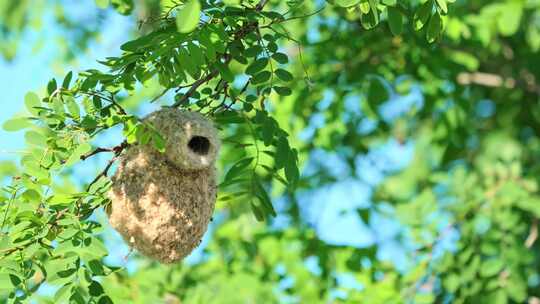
78;90;113;102
256;0;270;11
172;69;223;107
175;80;203;93
109;93;127;115
80;147;114;161
1;190;17;232
262;6;325;27
77;91;127;115
84;141;128;192
86;157;117;192
239;78;251;94
150;89;169;103
80;141;128;161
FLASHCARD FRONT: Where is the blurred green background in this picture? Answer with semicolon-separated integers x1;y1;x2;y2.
2;0;540;303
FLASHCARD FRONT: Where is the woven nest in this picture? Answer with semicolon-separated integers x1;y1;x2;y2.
108;108;220;263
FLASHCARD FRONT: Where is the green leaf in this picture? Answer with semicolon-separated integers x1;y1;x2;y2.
80;237;108;260
275;69;293;82
527;25;540;52
358;1;370;13
368;0;379;23
81;116;98;132
334;0;361;7
95;0;110;9
87;260;105;275
22;155;49;181
98;296;114;304
9;274;21;287
367;77;389;106
66;97;80;119
506;277;527;302
52;97;65;115
57;218;78;226
492;290;508;304
357;208;371;223
387;6;403;36
435;0;447;14
426;12;442;43
24;131;47;147
253;177;276;217
245;46;263;58
224;157;253;181
56;268;77;278
136;125;151;145
216;62;235;83
62;71;73;89
449;51;479;71
275;137;289;169
273;86;292;96
250;202;264;221
443;273;460;292
25;92;41;116
361;7;379;30
70;288;86;304
480;259;504;277
47;78;58;95
272;52;289;64
3;117;31;131
92;96;103;109
414;0;433;30
55;283;72;303
89;280;105;297
251;71;272;84
152;131;166;153
187;42;205;66
261;117;275;146
199;28;216;61
111;0;134;15
284;148;299;185
246;58;269;76
497;3;522;37
214;111;244;124
177;47;200;79
176;0;201;33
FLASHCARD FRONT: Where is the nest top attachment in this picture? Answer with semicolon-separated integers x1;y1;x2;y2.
144;108;220;171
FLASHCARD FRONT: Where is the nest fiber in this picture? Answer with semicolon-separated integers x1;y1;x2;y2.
108;108;220;263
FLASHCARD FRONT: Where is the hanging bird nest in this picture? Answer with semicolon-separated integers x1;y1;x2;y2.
107;108;220;263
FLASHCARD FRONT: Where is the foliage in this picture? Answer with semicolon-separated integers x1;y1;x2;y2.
2;0;540;303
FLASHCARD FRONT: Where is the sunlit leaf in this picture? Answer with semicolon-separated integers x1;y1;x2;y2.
176;0;201;33
24;92;41;116
3;117;31;132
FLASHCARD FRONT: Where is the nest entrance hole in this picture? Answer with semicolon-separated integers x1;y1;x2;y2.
188;136;210;155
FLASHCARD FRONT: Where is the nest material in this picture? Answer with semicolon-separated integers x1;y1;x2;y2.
108;109;220;263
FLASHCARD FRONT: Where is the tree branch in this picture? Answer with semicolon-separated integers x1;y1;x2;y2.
457;71;540;95
86;156;117;192
84;141;128;192
171;68;224;107
256;0;270;11
80;141;128;161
